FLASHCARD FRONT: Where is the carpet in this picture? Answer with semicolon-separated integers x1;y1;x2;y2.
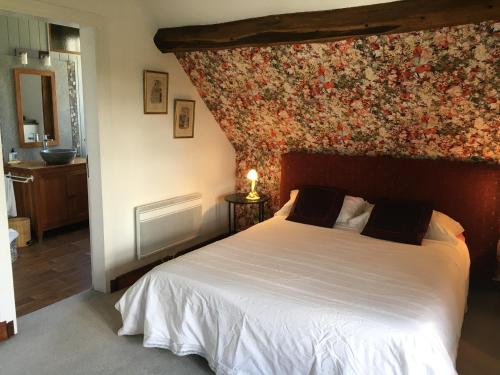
0;285;498;374
0;290;212;375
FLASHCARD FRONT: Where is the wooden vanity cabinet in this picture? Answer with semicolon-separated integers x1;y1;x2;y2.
5;159;88;241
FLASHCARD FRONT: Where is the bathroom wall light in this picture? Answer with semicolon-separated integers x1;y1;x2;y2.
40;52;51;67
16;49;53;67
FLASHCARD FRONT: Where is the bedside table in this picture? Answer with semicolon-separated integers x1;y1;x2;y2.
224;193;270;234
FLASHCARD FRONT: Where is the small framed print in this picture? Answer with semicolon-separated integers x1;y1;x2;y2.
173;99;195;138
143;70;168;114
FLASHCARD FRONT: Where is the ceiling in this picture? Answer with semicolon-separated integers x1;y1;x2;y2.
142;0;399;28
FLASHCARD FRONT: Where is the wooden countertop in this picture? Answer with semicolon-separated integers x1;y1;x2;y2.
5;157;86;171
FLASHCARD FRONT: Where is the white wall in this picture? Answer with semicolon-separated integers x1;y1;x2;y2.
0;137;16;327
143;0;399;27
89;0;236;280
0;0;235;330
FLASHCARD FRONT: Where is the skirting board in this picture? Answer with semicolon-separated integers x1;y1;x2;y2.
110;233;228;292
0;321;15;341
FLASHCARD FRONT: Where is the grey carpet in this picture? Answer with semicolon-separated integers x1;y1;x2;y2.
456;285;500;374
0;290;213;375
0;285;498;375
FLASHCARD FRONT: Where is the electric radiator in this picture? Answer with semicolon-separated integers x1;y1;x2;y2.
135;193;202;259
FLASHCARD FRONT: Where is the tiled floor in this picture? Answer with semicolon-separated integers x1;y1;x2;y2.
11;222;91;316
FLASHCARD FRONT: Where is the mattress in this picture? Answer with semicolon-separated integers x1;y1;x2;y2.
116;216;470;375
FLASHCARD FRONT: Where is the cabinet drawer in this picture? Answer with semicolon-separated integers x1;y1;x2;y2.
66;169;88;220
37;173;68;227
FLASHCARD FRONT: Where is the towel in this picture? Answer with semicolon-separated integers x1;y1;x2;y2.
9;228;18;243
5;176;17;217
9;228;18;263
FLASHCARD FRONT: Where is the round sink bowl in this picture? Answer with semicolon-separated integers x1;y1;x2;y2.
40;148;77;165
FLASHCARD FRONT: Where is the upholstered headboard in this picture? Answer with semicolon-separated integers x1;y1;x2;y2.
280;152;499;280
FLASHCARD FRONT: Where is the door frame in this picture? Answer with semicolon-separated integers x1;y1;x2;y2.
0;0;111;332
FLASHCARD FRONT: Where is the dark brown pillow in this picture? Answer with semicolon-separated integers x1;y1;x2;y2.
361;199;433;245
286;186;346;228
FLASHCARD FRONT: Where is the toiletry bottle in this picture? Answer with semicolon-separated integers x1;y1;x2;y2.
8;148;17;162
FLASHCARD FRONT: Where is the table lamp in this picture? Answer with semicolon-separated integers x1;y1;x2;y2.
246;169;260;200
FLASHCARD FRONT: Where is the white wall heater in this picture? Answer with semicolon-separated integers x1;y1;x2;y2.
135;193;202;259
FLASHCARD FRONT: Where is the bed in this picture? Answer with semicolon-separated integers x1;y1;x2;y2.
116;153;499;375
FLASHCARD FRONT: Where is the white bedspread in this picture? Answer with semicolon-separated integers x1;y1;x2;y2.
116;216;470;375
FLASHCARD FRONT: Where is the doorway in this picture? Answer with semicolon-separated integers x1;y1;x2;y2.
1;11;93;316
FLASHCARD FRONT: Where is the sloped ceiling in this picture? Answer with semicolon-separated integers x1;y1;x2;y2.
176;22;499;211
143;0;399;27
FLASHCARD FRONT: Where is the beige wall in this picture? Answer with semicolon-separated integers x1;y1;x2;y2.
144;0;398;27
0;0;236;327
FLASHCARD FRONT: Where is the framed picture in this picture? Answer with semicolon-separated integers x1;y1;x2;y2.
173;99;195;138
143;70;168;114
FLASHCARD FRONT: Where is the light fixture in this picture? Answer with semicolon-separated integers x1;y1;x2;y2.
246;169;260;200
19;51;28;65
40;52;51;67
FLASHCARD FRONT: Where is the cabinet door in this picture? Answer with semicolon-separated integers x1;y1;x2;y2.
66;169;88;221
37;173;68;228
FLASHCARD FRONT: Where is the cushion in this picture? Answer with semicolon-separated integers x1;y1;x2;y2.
425;210;465;242
276;191;367;226
274;189;299;217
343;203;374;232
361;199;433;245
336;196;368;224
286;186;346;228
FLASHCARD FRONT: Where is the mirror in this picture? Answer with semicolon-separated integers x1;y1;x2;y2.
14;68;59;148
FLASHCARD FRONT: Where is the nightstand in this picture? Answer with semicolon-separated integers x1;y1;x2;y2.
224;193;270;234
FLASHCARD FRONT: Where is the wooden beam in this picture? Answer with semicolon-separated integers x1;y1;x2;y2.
154;0;499;53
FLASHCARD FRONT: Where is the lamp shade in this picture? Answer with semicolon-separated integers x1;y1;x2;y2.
20;52;28;65
246;169;258;181
42;54;51;67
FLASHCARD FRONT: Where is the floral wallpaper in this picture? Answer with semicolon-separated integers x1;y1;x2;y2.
176;22;499;223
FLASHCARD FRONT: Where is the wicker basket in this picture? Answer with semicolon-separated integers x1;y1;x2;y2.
8;217;31;247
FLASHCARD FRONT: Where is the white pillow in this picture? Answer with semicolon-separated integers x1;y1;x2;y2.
425;210;464;242
342;203;374;232
336;196;367;224
274;189;299;217
274;191;368;225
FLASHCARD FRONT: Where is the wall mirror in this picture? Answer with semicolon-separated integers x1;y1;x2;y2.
14;68;60;148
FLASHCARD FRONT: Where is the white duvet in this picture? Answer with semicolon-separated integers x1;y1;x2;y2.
116;216;470;375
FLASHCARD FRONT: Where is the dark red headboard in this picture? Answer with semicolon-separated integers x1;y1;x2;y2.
280;152;499;280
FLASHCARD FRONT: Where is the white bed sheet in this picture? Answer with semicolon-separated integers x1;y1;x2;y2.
116;216;470;375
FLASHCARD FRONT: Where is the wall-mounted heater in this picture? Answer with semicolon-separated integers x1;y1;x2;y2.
135;193;202;259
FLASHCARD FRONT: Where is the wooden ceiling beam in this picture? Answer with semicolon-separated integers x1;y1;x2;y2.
154;0;499;53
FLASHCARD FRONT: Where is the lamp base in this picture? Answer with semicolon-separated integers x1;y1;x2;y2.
246;191;260;200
